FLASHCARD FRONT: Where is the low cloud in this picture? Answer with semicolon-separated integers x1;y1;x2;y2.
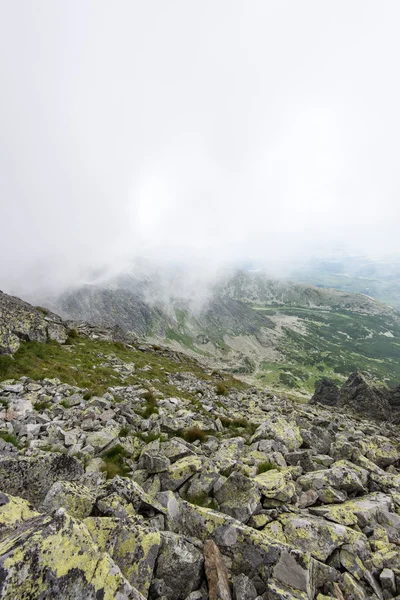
1;1;399;299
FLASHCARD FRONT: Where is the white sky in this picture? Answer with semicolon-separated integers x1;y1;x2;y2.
1;1;399;294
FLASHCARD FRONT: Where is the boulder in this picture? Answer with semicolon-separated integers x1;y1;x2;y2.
41;481;95;519
251;417;302;451
214;471;261;523
84;515;160;597
0;290;68;355
311;378;340;407
339;371;391;421
0;508;144;599
204;539;232;600
154;531;204;599
0;452;84;506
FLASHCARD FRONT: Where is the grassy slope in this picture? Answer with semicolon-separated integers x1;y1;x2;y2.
0;336;246;399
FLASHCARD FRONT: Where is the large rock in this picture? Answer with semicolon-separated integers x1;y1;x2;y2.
0;492;38;540
166;498;314;596
251;416;302;451
339;371;391;421
0;508;145;599
0;290;68;355
204;539;232;600
154;531;204;599
311;378;340;407
0;452;84;506
84;515;160;597
214;471;261;523
264;513;363;562
41;481;95;519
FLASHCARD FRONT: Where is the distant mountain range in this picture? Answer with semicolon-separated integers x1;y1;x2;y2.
43;266;400;396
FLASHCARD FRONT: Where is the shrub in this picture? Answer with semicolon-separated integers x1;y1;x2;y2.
219;416;249;429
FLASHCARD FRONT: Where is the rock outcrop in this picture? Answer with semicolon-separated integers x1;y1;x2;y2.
312;371;400;421
0;290;68;354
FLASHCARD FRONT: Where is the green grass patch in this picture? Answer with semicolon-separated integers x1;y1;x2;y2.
100;444;130;479
0;432;21;448
257;461;277;474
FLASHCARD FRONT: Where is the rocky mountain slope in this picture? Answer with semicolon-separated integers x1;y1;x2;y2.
50;269;400;395
1;290;400;598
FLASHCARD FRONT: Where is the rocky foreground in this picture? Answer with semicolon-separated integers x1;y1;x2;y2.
0;291;400;599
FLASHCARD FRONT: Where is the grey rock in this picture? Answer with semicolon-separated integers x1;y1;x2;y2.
155;531;204;600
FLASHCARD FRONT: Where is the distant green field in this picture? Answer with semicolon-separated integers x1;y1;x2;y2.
254;306;400;393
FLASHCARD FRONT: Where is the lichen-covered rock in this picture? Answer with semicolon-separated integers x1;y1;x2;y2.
154;531;204;599
357;436;398;468
0;452;84;506
0;492;38;539
297;461;368;496
86;426;120;453
0;290;68;355
251;416;302;451
166;499;314;596
265;513;363;562
84;515;160;597
309;492;394;527
254;469;296;504
214;471;261;523
41;481;95;519
232;573;258;600
96;477;166;517
0;508;145;599
160;455;203;492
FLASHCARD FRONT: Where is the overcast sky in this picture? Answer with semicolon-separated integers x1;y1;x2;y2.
1;1;399;295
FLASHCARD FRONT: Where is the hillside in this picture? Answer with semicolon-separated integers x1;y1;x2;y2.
1;291;400;598
52;270;400;396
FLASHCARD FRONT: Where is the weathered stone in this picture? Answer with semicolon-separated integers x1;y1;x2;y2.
204;539;232;600
84;515;160;597
311;378;340;407
0;452;84;506
0;291;68;355
155;531;204;599
251;417;302;451
232;573;258;600
41;481;95;519
255;469;296;504
215;471;261;523
309;492;394;527
0;508;144;599
160;455;203;491
0;492;38;539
